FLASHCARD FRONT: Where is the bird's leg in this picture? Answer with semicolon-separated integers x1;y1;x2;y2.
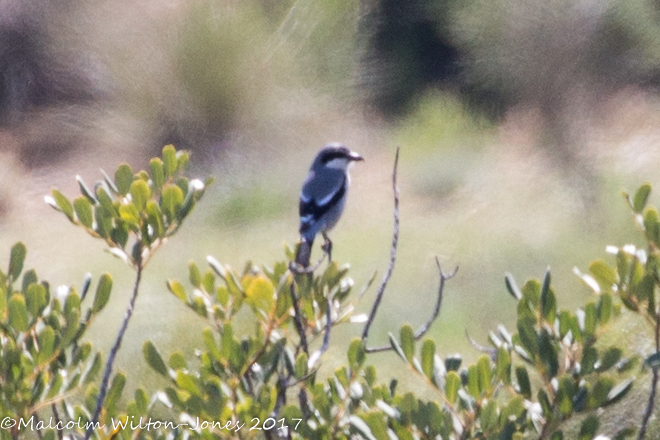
321;232;333;262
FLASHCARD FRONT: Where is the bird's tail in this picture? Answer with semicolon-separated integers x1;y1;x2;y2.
295;237;313;268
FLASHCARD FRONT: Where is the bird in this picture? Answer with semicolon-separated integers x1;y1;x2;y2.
294;143;364;268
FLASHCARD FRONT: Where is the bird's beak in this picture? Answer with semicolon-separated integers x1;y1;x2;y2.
349;151;364;162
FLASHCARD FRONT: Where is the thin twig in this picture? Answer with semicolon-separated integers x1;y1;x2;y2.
51;404;63;440
320;293;333;354
289;252;326;274
33;413;43;440
415;259;458;339
365;261;457;353
639;314;660;440
85;262;143;440
465;329;497;358
288;281;308;355
361;147;400;344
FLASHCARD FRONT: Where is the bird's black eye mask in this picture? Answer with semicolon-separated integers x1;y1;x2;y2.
320;150;351;163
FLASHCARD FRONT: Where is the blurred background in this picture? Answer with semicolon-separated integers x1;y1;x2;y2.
3;0;660;426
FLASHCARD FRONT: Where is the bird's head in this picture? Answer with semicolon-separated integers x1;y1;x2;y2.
313;143;364;171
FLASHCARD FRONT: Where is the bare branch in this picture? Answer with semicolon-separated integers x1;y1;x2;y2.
51;404;63;440
638;313;660;440
465;329;497;358
320;293;333;354
289;251;326;274
366;261;457;353
361;147;400;344
85;261;144;440
415;258;458;339
288;281;309;355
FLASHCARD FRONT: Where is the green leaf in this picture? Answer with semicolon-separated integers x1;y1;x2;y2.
169;352;187;370
540;267;553;318
521;279;541;306
161;184;184;221
167;280;188;302
538;330;559;378
149;158;165;189
203;327;222;361
25;283;47;316
467;364;480;398
421;339;436;380
295;352;308;379
189;262;202;288
477;355;492;395
388;333;407;362
9;242;27;280
496;347;511;384
598;293;613;325
162;145;178;178
347;338;366;370
0;286;6;316
445;371;461;404
599;347;622;372
143;341;168;376
145;200;164;239
583;302;597;338
644;207;660;245
118;203;140;228
177;150;190;174
38;326;56;362
49;189;74;221
481;399;499;433
515;366;531;399
96;185;115;212
538;389;552;417
95;206;113;239
115;164;134;196
501;395;525;421
589;259;617;288
613;427;637;440
73;197;94;228
605;378;633;406
106;373;127;411
400;324;415;363
505;272;522;300
129;179;150;211
516;317;538;357
633;183;652;213
589;376;614;408
175;370;200;395
245;276;274;313
21;269;38;293
8;294;29;331
76;175;97;203
541;287;556;324
92;273;112;313
135;388;149;414
83;353;102;384
557;375;576;416
348;415;378;440
582;346;598;374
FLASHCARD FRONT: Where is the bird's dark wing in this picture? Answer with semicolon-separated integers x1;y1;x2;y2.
299;168;346;235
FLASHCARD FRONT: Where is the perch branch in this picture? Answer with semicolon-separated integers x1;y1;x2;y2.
85;261;143;440
288;281;309;355
638;312;660;440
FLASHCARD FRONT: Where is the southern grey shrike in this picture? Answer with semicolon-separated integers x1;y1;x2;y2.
295;144;364;267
